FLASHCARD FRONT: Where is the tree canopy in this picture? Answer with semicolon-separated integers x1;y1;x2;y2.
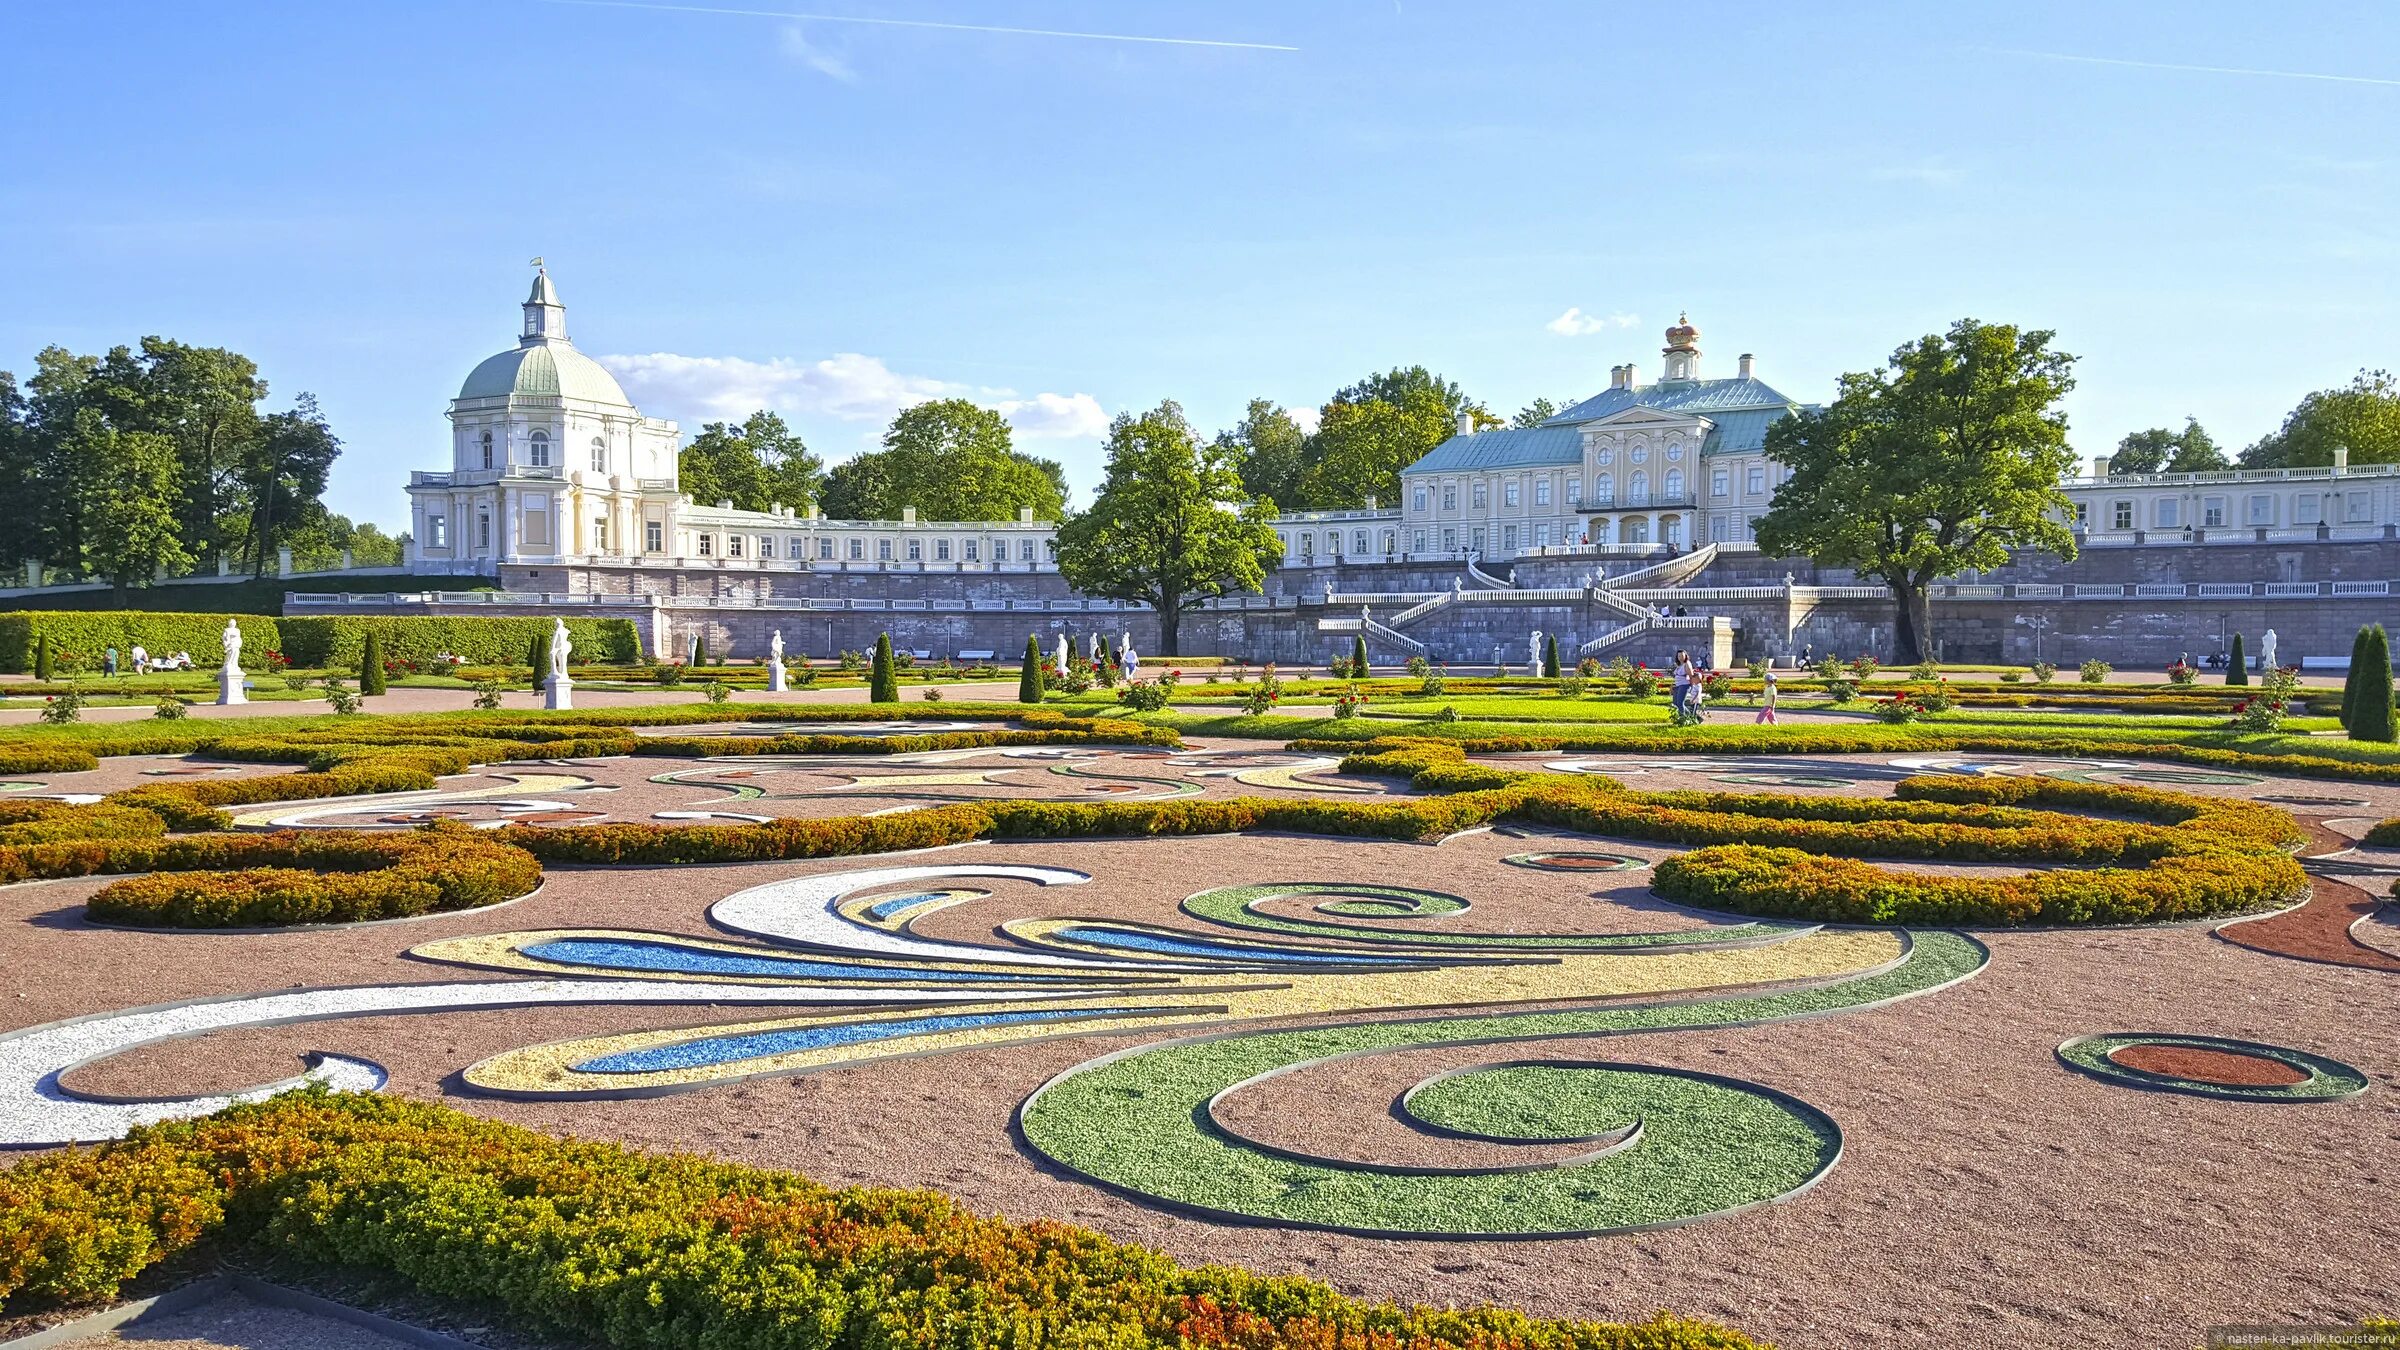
819;399;1066;522
1753;318;2080;662
1512;397;1564;429
2239;369;2400;469
1217;366;1491;512
1;337;353;585
677;410;821;514
1216;399;1310;510
2109;418;2227;476
1055;401;1282;656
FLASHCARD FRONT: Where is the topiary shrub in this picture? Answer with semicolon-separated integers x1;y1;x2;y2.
526;632;547;690
1019;634;1046;704
2227;632;2247;687
870;633;900;703
359;630;387;695
2352;624;2395;744
2341;624;2373;731
33;630;52;681
1543;634;1561;678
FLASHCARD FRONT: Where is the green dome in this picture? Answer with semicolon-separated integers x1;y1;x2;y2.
458;341;630;406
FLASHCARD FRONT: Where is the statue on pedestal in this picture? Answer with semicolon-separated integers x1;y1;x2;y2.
545;618;574;710
216;619;246;706
2259;629;2278;672
767;629;789;693
1528;629;1545;676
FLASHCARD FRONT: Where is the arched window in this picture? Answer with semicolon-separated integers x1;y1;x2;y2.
1664;468;1684;500
528;430;551;467
590;437;607;473
1630;470;1650;505
479;431;493;469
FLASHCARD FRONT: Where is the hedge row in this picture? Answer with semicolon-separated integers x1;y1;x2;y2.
0;1091;1765;1347
2364;818;2400;847
77;825;539;927
0;612;281;674
275;616;641;667
1300;726;2400;785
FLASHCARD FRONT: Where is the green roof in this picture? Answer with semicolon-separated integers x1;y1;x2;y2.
1405;376;1805;475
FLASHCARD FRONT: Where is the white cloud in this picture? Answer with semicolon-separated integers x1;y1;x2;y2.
780;24;856;81
1868;157;1964;188
600;350;1109;442
1288;404;1322;434
993;391;1109;439
1545;307;1639;337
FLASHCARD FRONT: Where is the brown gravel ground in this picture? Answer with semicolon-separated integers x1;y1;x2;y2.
8;815;2398;1350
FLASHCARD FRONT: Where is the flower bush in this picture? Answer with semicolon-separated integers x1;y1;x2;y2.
152;696;187;721
0;1091;1767;1347
1870;693;1923;724
1118;679;1170;713
39;687;85;726
1332;687;1367;719
2167;659;2198;686
1621;663;1662;698
1242;685;1279;716
2031;661;2057;683
1851;654;1881;680
2080;658;2112;683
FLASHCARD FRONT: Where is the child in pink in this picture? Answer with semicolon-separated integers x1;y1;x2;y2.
1756;669;1779;724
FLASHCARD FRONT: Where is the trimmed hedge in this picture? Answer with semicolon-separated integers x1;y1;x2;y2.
0;612;281;674
2364;818;2400;848
275;616;641;668
77;825;538;927
0;1091;1766;1348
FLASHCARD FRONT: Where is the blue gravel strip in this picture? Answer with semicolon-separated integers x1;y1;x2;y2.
574;1006;1149;1073
1049;925;1413;966
521;937;1037;983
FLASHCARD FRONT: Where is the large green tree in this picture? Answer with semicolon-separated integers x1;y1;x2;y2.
1333;366;1492;428
2109;418;2227;476
1754;319;2080;662
136;339;266;567
233;394;341;575
1512;397;1565;429
1216;399;1310;509
2240;369;2400;469
819;400;1066;522
1295;387;1454;510
679;410;821;514
68;413;191;603
1055;401;1283;656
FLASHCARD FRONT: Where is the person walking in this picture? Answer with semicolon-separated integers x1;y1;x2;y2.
1756;668;1779;725
129;644;148;675
1670;648;1693;715
103;646;118;677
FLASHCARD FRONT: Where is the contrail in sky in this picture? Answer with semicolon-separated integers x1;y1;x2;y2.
1982;47;2400;88
533;0;1300;51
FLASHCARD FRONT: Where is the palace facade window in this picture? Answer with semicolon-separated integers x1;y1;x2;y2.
1020;539;1036;561
428;515;447;548
1413;486;1428;512
1503;482;1520;508
1748;466;1766;494
1472;483;1488;509
878;539;894;561
1442;486;1457;511
2112;500;2134;530
935;539;951;562
1712;469;1730;498
698;533;714;557
1535;479;1552;507
528;430;550;467
645;520;663;552
591;437;606;473
479;431;493;469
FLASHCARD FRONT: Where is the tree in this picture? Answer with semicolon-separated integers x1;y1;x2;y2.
1055;401;1284;657
1753;319;2080;663
529;633;549;689
1216;399;1310;509
2109;418;2226;476
870;633;900;703
1333;366;1492;429
1350;634;1369;678
2354;625;2395;744
1513;397;1563;429
1019;634;1045;703
71;415;191;603
679;410;821;514
2341;625;2373;730
33;631;52;681
135;339;265;568
1295;390;1452;510
2241;369;2400;469
360;630;387;695
1544;633;1562;678
2227;633;2246;687
821;401;1065;522
235;395;341;575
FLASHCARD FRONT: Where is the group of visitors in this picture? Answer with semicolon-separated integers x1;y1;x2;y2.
1667;650;1779;725
100;645;196;676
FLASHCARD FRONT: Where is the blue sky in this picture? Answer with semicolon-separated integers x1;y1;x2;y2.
5;2;2395;528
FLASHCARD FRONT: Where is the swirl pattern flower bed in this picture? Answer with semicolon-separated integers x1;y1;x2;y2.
2054;1033;2368;1102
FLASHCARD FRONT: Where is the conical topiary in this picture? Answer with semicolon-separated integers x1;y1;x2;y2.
2354;625;2396;744
2342;624;2373;729
360;630;387;695
870;633;900;703
527;633;547;689
1351;634;1369;679
2227;633;2246;686
692;632;708;667
33;631;51;681
1019;634;1045;703
1543;633;1562;678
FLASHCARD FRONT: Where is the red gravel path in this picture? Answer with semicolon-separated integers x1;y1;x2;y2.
2107;1044;2311;1087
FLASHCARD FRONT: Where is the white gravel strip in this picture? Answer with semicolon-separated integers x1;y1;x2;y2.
708;863;1126;969
0;976;1080;1145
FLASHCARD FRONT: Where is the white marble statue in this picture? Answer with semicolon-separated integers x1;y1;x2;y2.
1056;634;1069;671
1529;629;1545;676
216;619;246;705
1089;632;1102;665
545;618;574;710
2260;628;2278;672
767;629;788;693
